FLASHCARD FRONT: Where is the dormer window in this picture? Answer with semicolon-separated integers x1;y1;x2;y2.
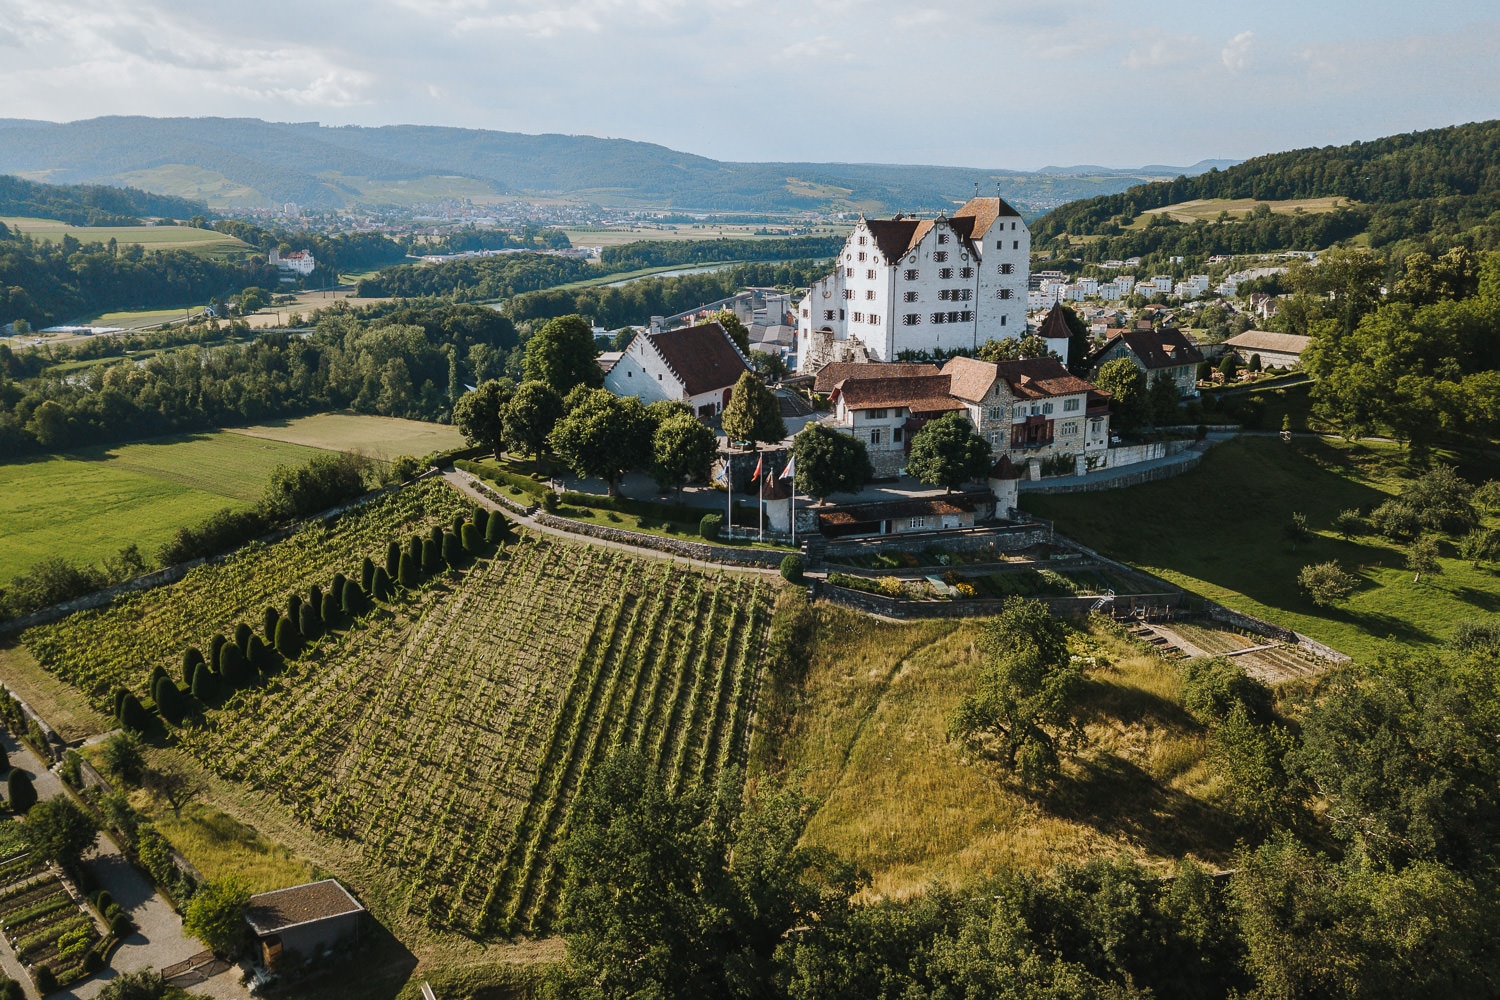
937;233;949;244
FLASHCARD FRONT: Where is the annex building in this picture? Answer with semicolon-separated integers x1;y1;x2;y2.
600;320;752;417
796;197;1031;371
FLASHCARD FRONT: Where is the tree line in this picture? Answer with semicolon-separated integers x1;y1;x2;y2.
0;174;206;227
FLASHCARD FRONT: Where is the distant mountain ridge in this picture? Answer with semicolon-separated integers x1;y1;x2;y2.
0;116;1235;217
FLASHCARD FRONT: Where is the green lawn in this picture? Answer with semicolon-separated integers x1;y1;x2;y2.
0;433;323;580
1022;437;1500;662
1;216;252;258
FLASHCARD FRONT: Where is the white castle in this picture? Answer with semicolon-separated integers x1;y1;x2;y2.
796;196;1035;372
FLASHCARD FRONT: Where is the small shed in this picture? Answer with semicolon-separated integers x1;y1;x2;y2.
245;879;365;969
1222;330;1310;370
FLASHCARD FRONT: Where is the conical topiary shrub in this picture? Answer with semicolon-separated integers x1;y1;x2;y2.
342;579;368;618
386;541;401;579
220;643;249;687
450;513;466;537
429;524;444;549
485;510;508;544
473;506;490;536
7;770;36;814
320;592;340;629
309;585;324;617
148;665;170;699
422;538;441;575
442;531;463;569
208;634;226;672
246;634;270;673
191;663;218;703
181;647;204;686
263;606;279;642
372;565;393;601
155;676;186;725
331;573;346;601
398;552;419;589
288;593;302;623
407;535;423;564
361;557;376;595
299;601;323;641
233;622;252;654
118;691;151;733
461;523;481;555
275;617;301;659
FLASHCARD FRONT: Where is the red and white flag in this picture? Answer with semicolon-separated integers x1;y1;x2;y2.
779;455;796;480
751;452;764;482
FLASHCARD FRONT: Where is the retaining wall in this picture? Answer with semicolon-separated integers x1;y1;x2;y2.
1021;448;1208;495
530;512;789;568
812;580;1181;622
824;522;1051;561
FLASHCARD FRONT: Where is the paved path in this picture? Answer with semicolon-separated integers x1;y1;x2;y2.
445;470;784;579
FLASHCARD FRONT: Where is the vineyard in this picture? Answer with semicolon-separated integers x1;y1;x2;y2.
23;479;470;705
179;534;773;936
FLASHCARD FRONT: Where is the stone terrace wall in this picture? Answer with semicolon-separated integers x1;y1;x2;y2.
531;512;788;568
812;580;1181;623
824;521;1052;561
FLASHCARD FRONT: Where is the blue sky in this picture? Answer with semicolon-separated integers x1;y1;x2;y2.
1;0;1496;169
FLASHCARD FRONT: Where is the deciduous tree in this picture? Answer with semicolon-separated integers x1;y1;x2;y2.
549;389;654;495
905;411;992;492
651;413;717;495
453;378;515;459
523;314;604;394
502;380;564;459
791;423;873;504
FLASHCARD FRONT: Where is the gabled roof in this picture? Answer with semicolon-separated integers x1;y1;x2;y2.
245;880;364;937
949;196;1022;244
942;355;999;402
644;322;751;397
1037;303;1076;342
1108;328;1205;370
813;361;940;394
863;218;931;263
835;375;965;415
1224;330;1310;355
597;351;623;375
993;358;1097;399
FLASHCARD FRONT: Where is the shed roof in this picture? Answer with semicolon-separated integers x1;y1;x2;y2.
645;322;751;396
245;880;365;937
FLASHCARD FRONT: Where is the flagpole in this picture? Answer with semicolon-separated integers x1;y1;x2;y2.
759;452;764;542
726;442;732;540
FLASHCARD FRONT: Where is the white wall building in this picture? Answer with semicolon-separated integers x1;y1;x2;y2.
797;197;1030;371
269;248;316;277
602;321;752;417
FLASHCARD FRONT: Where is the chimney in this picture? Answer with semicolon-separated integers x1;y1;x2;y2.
649;316;664;335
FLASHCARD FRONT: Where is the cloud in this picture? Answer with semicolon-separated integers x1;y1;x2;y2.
1222;30;1255;72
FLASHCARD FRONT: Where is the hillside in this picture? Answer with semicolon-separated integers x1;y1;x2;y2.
0;117;1227;216
1032;119;1500;256
0;174;205;226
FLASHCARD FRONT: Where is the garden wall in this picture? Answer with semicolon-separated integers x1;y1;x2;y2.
530;512;789;568
823;522;1051;561
811;580;1182;622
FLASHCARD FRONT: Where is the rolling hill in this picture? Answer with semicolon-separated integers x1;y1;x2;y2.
0;116;1230;216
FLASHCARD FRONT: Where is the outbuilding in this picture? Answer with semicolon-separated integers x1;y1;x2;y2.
245;879;365;970
1222;330;1311;370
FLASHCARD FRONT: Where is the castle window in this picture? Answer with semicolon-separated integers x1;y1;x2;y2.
869;314;881;324
823;310;835;320
857;251;866;262
939;267;953;279
960;310;972;322
903;268;918;280
868;408;887;419
1001;315;1007;325
852;312;864;322
988;406;1004;419
932;251;948;262
937;233;949;244
865;290;876;300
843;289;853;299
903;291;918;302
909;515;929;529
870;428;882;444
947;311;960;323
893;427;903;443
866;269;876;279
1043;402;1054;414
961;267;974;278
938;289;950;301
1013;241;1019;249
930;312;946;324
999;262;1014;274
845;267;853;277
998;288;1013;299
858;235;867;245
903;313;920;325
1064;398;1081;412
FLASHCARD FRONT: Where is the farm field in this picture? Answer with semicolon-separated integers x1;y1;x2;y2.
21;480;776;947
225;413;467;461
1022;436;1500;662
0;432;323;581
1133;196;1357;226
561;223;849;248
0;216;253;258
750;600;1232;900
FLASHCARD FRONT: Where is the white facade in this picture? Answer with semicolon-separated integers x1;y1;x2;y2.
269;248;316;277
797;198;1030;370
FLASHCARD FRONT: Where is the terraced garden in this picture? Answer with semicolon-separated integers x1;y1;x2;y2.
0;846;103;989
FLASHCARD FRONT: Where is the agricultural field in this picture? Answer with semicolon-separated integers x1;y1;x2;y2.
0;216;253;258
1132;196;1357;226
225;413;467;462
750;602;1233;900
561;223;849;249
0;841;104;989
22;479;776;946
1023;436;1500;662
0;432;323;581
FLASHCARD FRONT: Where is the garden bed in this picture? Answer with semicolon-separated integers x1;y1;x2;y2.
0;846;105;991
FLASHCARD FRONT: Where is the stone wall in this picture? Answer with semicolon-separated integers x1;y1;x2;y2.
531;512;789;568
824;521;1050;561
1021;448;1208;495
811;580;1179;622
1206;606;1350;663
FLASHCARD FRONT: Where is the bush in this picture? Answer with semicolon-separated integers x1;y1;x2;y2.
181;647;204;686
422;538;442;575
93;890;113;913
208;634;226;671
155;676;186;725
147;665;170;699
31;966;54;994
82;948;103;973
274;616;300;659
1371;499;1421;540
309;584;324;617
0;746;8;774
406;535;423;564
298;602;322;641
109;913;133;938
485;511;508;544
287;593;302;624
699;513;722;541
117;691;151;734
390;454;422;482
385;541;401;578
442;531;463;568
342;579;369;618
779;554;805;583
157;506;269;566
331;572;347;602
219;643;249;687
1298;561;1359;606
429;524;444;549
541;491;559;513
361;557;376;594
398;551;420;589
233;622;252;654
6;770;36;814
1181;658;1272;725
191;664;218;702
372;565;393;601
320;592;340;629
461;523;482;554
262;605;278;642
245;634;270;673
261;451;368;521
473;506;490;536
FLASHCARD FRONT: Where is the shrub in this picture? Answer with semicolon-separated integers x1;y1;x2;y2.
233;622;252;653
1332;508;1364;541
208;634;226;671
287;592;302;623
31;966;55;994
422;538;442;575
442;531;464;568
1453;620;1500;656
262;605;278;642
485;511;508;543
82;948;103;973
155;677;186;724
1298;561;1359;606
298;602;323;641
429;524;444;549
309;584;324;616
6;770;36;814
342;580;368;618
1371;499;1421;540
390;454;422;482
191;664;218;702
699;513;723;541
361;557;376;594
245;634;270;673
406;535;423;564
109;913;133;938
118;691;151;733
372;565;393;600
451;513;466;536
541;491;559;513
0;745;8;774
779;554;805;583
320;592;340;628
331;572;347;600
93;890;113;913
385;541;401;578
219;643;249;686
147;665;170;699
1181;658;1272;725
181;647;204;686
274;617;301;659
398;552;420;589
473;506;490;535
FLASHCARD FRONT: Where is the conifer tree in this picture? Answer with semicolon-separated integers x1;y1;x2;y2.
233;622;252;654
7;770;36;814
422;537;441;574
155;676;186;725
148;665;170;698
451;513;466;537
361;557;376;594
275;617;301;659
473;506;490;536
442;531;463;568
407;535;423;564
309;585;324;617
429;524;444;549
343;579;368;618
220;643;248;687
288;593;302;623
373;565;393;600
208;635;226;672
486;510;508;544
263;606;278;643
246;634;269;673
321;592;340;628
117;691;150;733
299;601;322;641
386;541;401;578
398;552;419;589
182;647;204;686
191;664;218;703
461;523;481;554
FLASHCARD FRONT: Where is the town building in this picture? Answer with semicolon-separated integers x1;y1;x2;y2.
268;247;316;278
602;320;752;417
796;197;1030;371
1087;327;1205;398
245;880;365;970
1222;329;1310;369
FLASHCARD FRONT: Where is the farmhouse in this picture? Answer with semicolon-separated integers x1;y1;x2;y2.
796;197;1031;370
244;879;365;970
1223;329;1310;370
823;356;1110;478
1087;327;1205;398
602;321;752;417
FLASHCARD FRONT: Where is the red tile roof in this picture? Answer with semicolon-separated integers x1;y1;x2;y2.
813;361;940;394
645;322;751;397
834;375;966;414
993;358;1097;399
1109;328;1205;370
1037;302;1075;342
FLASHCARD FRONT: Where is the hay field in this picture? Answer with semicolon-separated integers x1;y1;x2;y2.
1135;197;1355;226
225;413;467;460
1;216;252;257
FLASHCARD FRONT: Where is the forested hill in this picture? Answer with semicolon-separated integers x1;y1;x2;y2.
0;174;206;226
0;116;1224;216
1033;119;1500;253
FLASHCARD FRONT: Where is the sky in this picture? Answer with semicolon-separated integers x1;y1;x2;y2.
1;0;1498;170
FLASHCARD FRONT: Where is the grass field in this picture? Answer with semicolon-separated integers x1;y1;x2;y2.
561;223;849;248
751;603;1231;899
0;433;323;580
1023;436;1500;662
1132;197;1356;228
225;413;467;461
0;216;253;257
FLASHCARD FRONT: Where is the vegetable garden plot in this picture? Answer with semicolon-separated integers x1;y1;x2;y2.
24;479;471;705
175;532;774;937
0;851;102;988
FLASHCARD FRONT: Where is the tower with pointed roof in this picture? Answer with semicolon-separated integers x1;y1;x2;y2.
795;197;1030;372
